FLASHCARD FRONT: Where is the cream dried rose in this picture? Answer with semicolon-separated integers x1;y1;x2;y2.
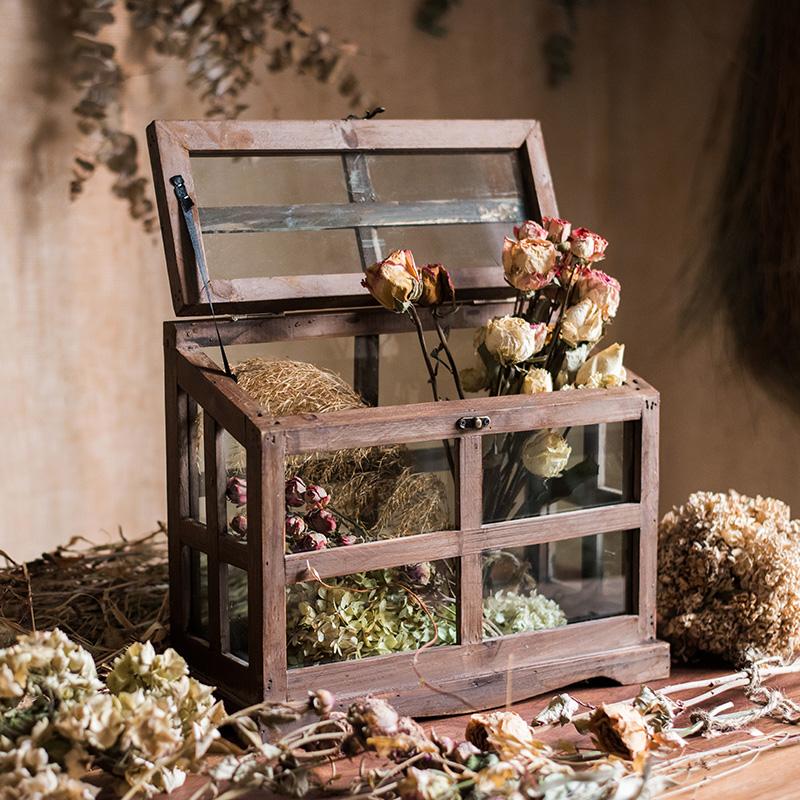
513;219;548;240
521;368;553;395
560;298;604;347
522;431;572;478
484;316;543;365
542;216;572;243
576;343;626;388
361;249;422;312
502;236;557;293
569;227;608;262
574;267;620;320
460;362;490;393
575;702;650;760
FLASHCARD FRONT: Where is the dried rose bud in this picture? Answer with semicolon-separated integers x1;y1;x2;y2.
418;263;455;307
226;476;247;506
285;476;307;507
296;532;328;551
307;508;337;534
361;249;422;312
229;514;247;536
309;689;336;716
304;484;330;508
401;562;432;586
285;514;307;538
338;532;358;546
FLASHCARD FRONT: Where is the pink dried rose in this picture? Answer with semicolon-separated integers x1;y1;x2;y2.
307;508;338;534
285;476;307;508
514;219;548;240
569;227;608;262
226;476;247;506
574;267;620;320
502;236;558;293
285;514;307;538
542;216;572;243
362;249;423;312
338;532;358;546
297;532;328;551
229;514;247;536
304;484;330;508
418;263;456;307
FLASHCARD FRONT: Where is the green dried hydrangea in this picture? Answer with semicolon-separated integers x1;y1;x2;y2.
287;568;457;667
482;589;567;637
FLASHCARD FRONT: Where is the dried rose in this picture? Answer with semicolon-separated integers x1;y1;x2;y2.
466;710;544;763
307;508;337;534
338;532;358;546
309;689;335;716
502;236;558;293
345;698;428;758
418;263;455;307
521;367;553;395
575;702;650;760
460;362;490;393
522;430;572;478
229;514;247;535
569;227;608;262
398;768;457;800
285;514;307;538
483;316;544;365
296;532;328;551
574;267;620;320
362;249;422;312
474;761;522;797
542;216;572;243
285;476;307;508
226;476;247;506
401;562;432;586
576;343;627;388
559;298;604;347
304;484;330;508
514;219;548;240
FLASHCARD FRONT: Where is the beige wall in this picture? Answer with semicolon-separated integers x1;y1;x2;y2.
4;0;792;563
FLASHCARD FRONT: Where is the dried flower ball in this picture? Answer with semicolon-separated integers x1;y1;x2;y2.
658;490;800;665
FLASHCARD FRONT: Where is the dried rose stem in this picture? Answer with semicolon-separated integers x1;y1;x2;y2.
433;315;465;399
407;305;440;402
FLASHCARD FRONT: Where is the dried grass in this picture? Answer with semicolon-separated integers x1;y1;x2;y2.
0;527;168;665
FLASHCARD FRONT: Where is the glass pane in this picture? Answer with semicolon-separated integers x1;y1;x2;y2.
482;422;635;524
287;558;457;667
186;548;209;640
221;429;247;540
367;152;523;203
482;531;635;637
226;564;249;662
188;401;206;524
285;439;456;553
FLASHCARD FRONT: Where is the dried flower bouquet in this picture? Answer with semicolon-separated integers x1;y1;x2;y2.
4;629;800;799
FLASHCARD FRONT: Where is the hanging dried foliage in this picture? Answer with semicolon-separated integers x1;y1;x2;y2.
65;0;368;229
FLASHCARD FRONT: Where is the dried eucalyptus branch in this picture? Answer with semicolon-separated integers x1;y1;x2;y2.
65;0;368;228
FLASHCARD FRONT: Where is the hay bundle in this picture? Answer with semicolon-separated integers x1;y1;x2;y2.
233;358;449;539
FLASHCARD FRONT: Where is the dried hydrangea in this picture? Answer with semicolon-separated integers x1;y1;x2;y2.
658;490;800;664
0;740;98;799
286;568;457;666
483;590;567;637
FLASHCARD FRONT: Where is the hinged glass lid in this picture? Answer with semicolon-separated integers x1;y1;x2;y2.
147;120;559;317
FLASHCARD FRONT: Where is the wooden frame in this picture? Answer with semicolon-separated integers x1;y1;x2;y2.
147;119;555;316
164;306;669;714
154;119;669;715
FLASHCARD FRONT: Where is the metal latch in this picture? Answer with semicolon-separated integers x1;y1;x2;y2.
456;416;491;431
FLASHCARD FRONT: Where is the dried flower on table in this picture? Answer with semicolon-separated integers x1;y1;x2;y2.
658;490;800;664
574;702;650;761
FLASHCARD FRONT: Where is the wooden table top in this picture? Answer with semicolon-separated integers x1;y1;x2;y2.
164;665;800;800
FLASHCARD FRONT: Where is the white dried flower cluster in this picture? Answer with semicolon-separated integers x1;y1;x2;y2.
483;590;567;636
658;490;800;664
0;631;226;798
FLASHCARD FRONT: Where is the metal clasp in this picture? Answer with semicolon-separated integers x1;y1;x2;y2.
456;416;490;431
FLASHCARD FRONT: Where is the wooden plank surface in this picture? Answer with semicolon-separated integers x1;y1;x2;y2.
159;664;800;800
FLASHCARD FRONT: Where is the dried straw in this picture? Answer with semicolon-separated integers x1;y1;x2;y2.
0;527;168;665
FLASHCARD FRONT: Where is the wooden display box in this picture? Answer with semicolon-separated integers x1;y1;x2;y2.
148;119;670;716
